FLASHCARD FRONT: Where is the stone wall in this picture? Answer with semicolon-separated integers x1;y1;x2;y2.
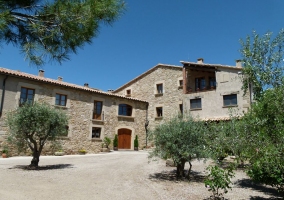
113;65;184;130
0;74;147;155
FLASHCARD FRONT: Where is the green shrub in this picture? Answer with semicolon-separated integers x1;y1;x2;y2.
204;165;235;199
104;137;111;148
134;135;139;148
113;134;118;147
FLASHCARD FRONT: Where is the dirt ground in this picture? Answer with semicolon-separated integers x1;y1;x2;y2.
0;151;282;200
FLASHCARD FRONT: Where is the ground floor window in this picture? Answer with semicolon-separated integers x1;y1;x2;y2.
92;127;101;138
190;98;202;109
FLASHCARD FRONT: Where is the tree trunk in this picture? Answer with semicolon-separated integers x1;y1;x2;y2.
29;150;40;168
176;158;186;178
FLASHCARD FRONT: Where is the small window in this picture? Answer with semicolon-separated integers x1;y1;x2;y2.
179;80;183;87
55;94;67;106
195;78;206;90
156;107;163;117
223;94;237;106
209;77;216;88
190;98;202;109
20;87;35;106
92;127;101;138
118;104;132;116
126;89;131;95
156;84;163;94
93;101;103;120
179;104;183;114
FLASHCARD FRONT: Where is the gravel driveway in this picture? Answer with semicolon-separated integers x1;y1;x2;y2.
0;151;281;200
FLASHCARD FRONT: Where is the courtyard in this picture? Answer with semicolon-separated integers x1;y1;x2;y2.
0;151;281;200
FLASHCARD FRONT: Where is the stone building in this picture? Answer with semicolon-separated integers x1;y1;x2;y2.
181;58;250;120
0;68;148;154
112;64;184;130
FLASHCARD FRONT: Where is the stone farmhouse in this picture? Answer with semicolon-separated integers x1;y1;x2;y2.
0;68;148;155
0;58;250;155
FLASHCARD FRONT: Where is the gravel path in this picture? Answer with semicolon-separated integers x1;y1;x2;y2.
0;151;281;200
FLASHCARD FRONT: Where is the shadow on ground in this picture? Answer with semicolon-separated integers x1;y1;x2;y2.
9;164;74;170
149;169;206;183
235;178;283;199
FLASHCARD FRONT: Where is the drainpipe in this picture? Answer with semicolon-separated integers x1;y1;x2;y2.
0;75;8;118
144;102;149;148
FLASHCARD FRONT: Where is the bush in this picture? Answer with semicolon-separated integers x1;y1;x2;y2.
134;135;139;148
113;134;118;147
104;137;111;148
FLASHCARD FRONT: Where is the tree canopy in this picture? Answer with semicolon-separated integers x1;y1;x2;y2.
0;0;125;66
7;103;68;168
240;29;284;100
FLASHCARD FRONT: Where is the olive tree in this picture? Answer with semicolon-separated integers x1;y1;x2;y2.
0;0;125;66
148;115;208;179
6;103;68;168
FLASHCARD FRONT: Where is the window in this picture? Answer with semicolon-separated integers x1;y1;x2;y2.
118;104;132;116
179;104;183;114
156;83;163;94
190;98;202;109
223;94;237;106
195;78;206;90
20;87;35;106
93;101;103;120
156;107;163;117
209;77;216;88
126;89;131;96
92;127;101;138
55;93;67;106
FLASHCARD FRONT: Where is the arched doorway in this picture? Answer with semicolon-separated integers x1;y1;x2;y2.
118;128;132;149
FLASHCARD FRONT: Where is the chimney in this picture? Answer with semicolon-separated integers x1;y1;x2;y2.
197;58;204;64
107;89;114;93
84;83;89;87
58;76;63;81
38;69;45;77
236;59;242;68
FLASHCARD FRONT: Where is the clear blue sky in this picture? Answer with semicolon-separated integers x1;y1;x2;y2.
1;0;284;91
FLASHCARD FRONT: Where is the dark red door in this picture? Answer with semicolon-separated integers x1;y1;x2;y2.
118;128;131;149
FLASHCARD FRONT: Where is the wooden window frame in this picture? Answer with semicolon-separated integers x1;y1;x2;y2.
19;87;35;106
118;104;132;116
55;93;67;106
195;77;206;91
93;101;103;120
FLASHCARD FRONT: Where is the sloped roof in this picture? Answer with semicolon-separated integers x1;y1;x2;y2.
0;67;147;103
113;63;182;92
180;61;242;70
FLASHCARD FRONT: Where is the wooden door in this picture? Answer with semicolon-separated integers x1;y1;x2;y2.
118;128;131;149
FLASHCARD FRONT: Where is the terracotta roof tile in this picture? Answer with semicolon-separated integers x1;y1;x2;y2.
180;61;242;70
0;68;147;103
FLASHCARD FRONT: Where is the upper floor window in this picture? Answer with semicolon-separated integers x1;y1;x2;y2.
223;94;237;107
195;78;206;91
190;98;202;109
20;87;35;106
118;104;132;116
209;77;216;88
93;101;103;120
55;93;67;106
156;107;163;117
156;83;163;94
126;89;131;96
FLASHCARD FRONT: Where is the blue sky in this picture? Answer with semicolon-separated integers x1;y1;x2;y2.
1;0;284;91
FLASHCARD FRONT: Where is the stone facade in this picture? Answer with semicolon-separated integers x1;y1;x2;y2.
0;69;147;155
113;64;184;130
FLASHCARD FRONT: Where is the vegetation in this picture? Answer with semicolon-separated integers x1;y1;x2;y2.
103;137;111;149
149;115;208;179
6;103;68;168
0;0;125;66
113;134;118;147
205;165;235;200
134;135;138;148
240;29;284;100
